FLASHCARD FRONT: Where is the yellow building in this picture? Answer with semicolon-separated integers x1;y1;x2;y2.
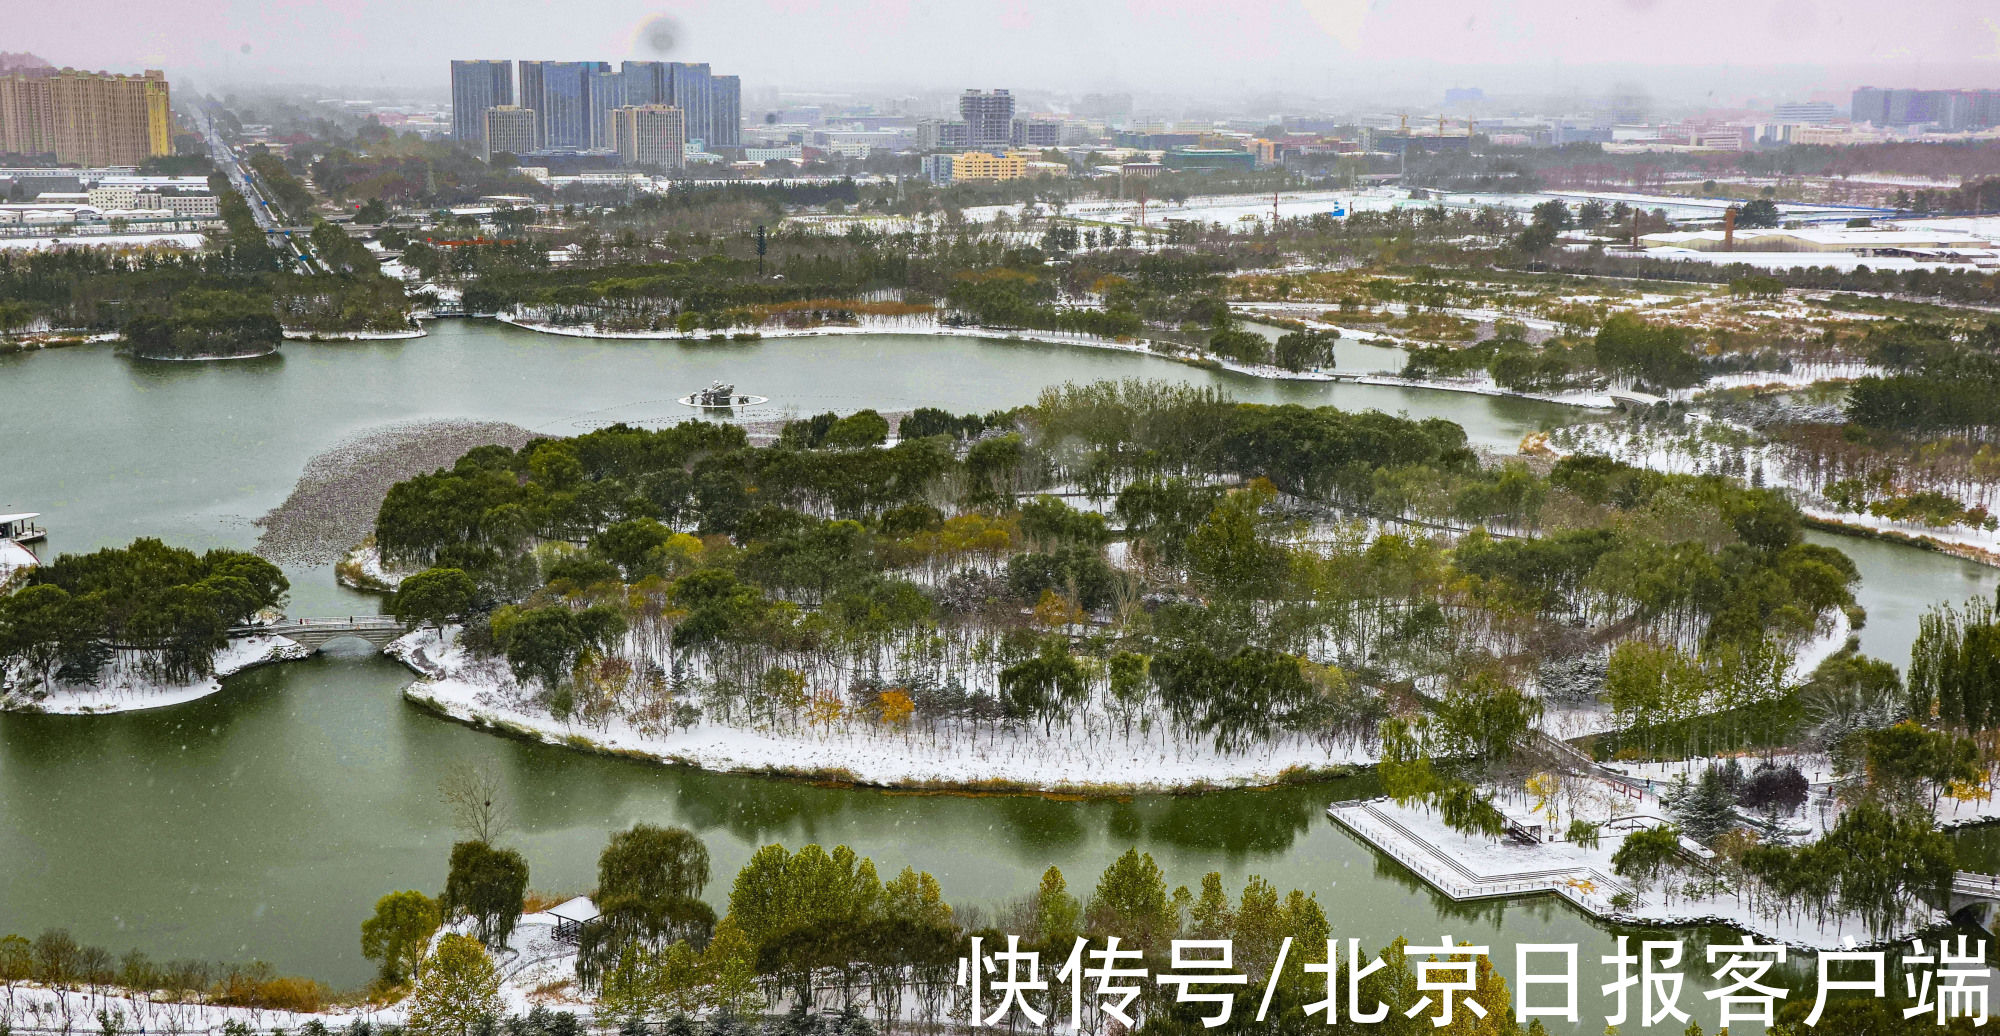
951;150;1030;181
0;68;171;166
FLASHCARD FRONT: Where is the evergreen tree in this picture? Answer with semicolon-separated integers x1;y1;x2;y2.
1672;768;1739;843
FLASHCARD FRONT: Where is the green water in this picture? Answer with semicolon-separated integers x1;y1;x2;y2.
0;321;1977;1026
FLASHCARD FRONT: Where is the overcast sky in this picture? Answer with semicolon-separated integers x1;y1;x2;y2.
17;0;2000;107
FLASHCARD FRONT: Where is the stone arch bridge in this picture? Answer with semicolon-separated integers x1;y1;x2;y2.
229;616;407;653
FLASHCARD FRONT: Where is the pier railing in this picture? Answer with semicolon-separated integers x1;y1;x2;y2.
1329;799;1640;911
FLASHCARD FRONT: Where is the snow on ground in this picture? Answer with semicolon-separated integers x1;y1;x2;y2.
339;541;416;591
391;628;1373;793
1640;246;1995;274
0;232;207;252
0;636;311;715
1344;775;1942;949
283;327;426;341
1535;607;1850;743
494;312;1346;385
1554;417;2000;565
1896;215;2000;236
0;906;599;1031
0;983;400;1035
958;189;1404;231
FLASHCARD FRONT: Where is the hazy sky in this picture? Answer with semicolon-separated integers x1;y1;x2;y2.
17;0;2000;106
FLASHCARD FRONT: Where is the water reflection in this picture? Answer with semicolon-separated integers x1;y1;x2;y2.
5;323;2000;1023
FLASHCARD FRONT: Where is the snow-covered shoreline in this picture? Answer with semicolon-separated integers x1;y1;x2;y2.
1552;417;2000;571
282;327;426;341
1336;794;1949;951
389;628;1372;795
493;311;1350;384
0;635;312;715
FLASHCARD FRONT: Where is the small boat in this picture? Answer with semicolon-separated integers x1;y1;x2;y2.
678;381;769;409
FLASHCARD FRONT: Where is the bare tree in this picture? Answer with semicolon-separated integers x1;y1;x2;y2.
439;762;512;844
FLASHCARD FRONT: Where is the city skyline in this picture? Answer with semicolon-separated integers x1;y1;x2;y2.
449;57;741;158
10;0;1998;105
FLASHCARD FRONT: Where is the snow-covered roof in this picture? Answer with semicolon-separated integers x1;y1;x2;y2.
0;541;37;573
546;896;599;923
1641;228;1992;249
0;513;39;524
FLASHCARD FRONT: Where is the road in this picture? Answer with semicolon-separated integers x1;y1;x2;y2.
200;108;321;274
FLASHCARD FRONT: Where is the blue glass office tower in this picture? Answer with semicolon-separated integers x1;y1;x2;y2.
519;61;610;149
449;60;513;145
712;75;740;147
586;67;627;150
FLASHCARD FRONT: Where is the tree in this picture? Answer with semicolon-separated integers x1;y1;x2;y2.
594;518;675;579
1736;199;1781;228
1029;866;1081;948
1087;849;1175;953
824;410;890;449
1738;762;1809;817
406;934;501;1036
1855;721;1980;818
1530;199;1574;230
0;584;99;691
703;916;764;1017
1513;221;1558;254
439;762;512;844
1594;314;1701;390
440;840;529;949
882;866;953;930
1671;767;1739;843
391;568;477;629
1273;328;1336;372
360;890;441;984
593;824;714;947
999;639;1089;735
1611;826;1682;891
1185;482;1288;600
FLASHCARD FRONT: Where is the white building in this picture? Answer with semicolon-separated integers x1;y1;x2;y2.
614;105;687;171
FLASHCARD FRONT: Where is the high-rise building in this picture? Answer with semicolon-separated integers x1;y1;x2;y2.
518;61;609;149
1851;87;2000;130
586;67;626;150
711;75;741;148
669;63;713;147
460;59;743;155
0;67;170;166
621;61;667;106
1772;101;1836;124
1011;119;1059;148
614;105;685;170
959;89;1014;150
482;105;538;162
917;119;969;150
618;61;711;144
449;60;513;145
951;150;1029;181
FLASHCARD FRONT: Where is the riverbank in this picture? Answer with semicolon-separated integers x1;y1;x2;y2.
0;635;311;715
281;327;426;341
1331;794;1943;951
255;420;540;570
1552;416;2000;572
389;627;1374;796
495;311;1353;384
